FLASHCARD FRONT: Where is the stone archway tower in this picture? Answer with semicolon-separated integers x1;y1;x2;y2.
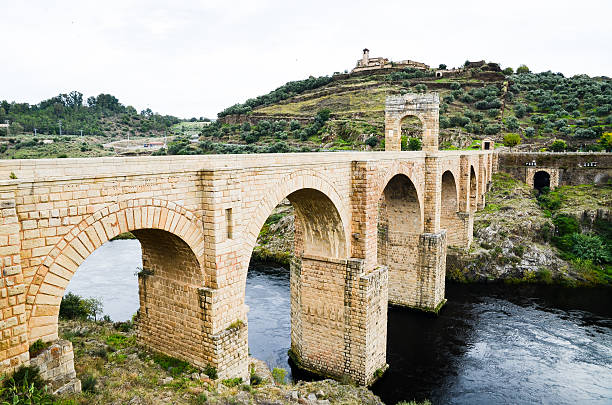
385;93;440;152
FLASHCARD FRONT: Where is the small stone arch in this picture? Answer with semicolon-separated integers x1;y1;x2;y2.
27;200;205;343
385;93;440;152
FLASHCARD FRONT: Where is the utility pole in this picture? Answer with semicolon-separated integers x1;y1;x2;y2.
34;128;37;136
58;120;62;136
80;130;83;139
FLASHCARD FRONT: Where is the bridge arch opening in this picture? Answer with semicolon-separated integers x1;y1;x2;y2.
533;170;551;192
246;186;348;378
377;174;422;305
400;115;423;151
28;204;210;370
440;171;459;245
469;165;477;211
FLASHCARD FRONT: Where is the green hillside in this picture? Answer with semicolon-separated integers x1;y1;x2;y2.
190;63;611;155
1;62;611;159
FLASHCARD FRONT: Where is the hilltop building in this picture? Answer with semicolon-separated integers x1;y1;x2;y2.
352;48;429;73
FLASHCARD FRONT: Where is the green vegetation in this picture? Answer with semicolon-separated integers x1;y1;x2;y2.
59;292;103;321
535;187;612;283
271;368;287;385
0;92;179;137
0;365;55;404
28;339;50;358
502;132;521;149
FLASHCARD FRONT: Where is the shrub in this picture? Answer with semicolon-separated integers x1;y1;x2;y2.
1;365;53;404
553;215;580;237
365;136;378;147
221;377;243;387
574;128;597;138
550;139;567;152
569;233;610;264
28;339;49;358
271;368;287;385
524;127;536;137
505;116;519;131
537;188;561;210
484;124;501;135
450;82;461;90
517;64;530;74
414;84;427;92
407;137;422;151
82;374;97;393
503;67;514;75
502;132;521;149
289;120;301;131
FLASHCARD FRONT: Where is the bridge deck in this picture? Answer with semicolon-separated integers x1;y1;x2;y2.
0;150;491;182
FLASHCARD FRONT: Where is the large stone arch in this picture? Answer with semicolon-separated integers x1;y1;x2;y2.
243;171;350;260
385;93;440;152
27;199;205;350
469;165;478;211
377;173;423;306
440;170;463;247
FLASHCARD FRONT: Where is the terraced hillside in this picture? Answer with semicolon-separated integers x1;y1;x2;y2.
192;64;612;155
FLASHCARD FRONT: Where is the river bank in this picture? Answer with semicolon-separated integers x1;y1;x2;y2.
47;319;386;405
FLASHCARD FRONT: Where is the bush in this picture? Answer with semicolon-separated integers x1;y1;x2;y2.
503;67;514;75
550;139;567;152
574;128;597;138
414;84;427;92
569;233;610;264
82;374;97;393
517;64;530;74
271;368;287;385
502;132;521;148
553;215;580;236
407;137;422;151
505;116;519;131
1;365;54;404
484;124;501;135
28;339;49;358
365;136;378;147
524;127;536;137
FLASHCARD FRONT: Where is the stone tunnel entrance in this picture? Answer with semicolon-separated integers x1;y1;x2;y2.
533;170;551;192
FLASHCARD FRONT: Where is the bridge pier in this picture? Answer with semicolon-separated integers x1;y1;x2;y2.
290;255;388;385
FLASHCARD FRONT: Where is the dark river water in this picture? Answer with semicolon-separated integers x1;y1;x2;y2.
67;240;612;404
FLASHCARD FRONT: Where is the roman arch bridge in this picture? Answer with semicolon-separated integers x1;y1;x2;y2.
0;94;497;385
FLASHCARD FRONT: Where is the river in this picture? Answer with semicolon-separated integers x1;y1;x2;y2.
66;240;612;404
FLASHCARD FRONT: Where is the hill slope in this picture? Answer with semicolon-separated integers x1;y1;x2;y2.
198;64;611;154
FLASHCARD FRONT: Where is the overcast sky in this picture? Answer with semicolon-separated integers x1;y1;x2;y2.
2;0;611;119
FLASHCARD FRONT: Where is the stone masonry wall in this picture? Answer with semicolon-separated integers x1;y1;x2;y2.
499;152;612;186
30;339;80;394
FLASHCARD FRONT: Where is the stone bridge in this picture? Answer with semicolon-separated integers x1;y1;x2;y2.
0;94;497;385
